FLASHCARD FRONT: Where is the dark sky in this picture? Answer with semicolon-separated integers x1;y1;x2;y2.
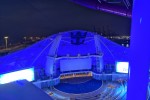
0;0;131;44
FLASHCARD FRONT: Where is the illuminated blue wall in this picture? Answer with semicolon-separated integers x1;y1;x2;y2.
45;57;54;76
127;0;150;99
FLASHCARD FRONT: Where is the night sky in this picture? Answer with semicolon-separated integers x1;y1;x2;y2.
0;0;131;45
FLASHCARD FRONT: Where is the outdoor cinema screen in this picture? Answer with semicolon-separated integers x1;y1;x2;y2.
60;58;92;72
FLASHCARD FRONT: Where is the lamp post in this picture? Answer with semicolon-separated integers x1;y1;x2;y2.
23;36;27;44
4;36;8;49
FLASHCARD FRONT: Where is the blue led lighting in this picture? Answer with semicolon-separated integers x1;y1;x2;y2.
0;68;34;84
127;0;150;99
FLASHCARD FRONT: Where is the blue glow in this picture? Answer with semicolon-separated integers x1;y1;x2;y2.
0;68;34;84
116;62;129;73
127;0;150;99
70;0;132;18
0;30;129;75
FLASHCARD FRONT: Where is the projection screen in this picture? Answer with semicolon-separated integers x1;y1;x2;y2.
60;58;92;72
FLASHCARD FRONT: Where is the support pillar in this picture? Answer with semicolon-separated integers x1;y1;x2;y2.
127;0;150;99
94;34;104;73
45;35;62;77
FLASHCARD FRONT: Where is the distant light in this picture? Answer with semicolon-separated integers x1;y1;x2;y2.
24;37;27;39
140;17;142;24
4;36;8;39
4;36;9;49
0;68;34;84
116;62;129;73
126;44;129;47
29;37;33;40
